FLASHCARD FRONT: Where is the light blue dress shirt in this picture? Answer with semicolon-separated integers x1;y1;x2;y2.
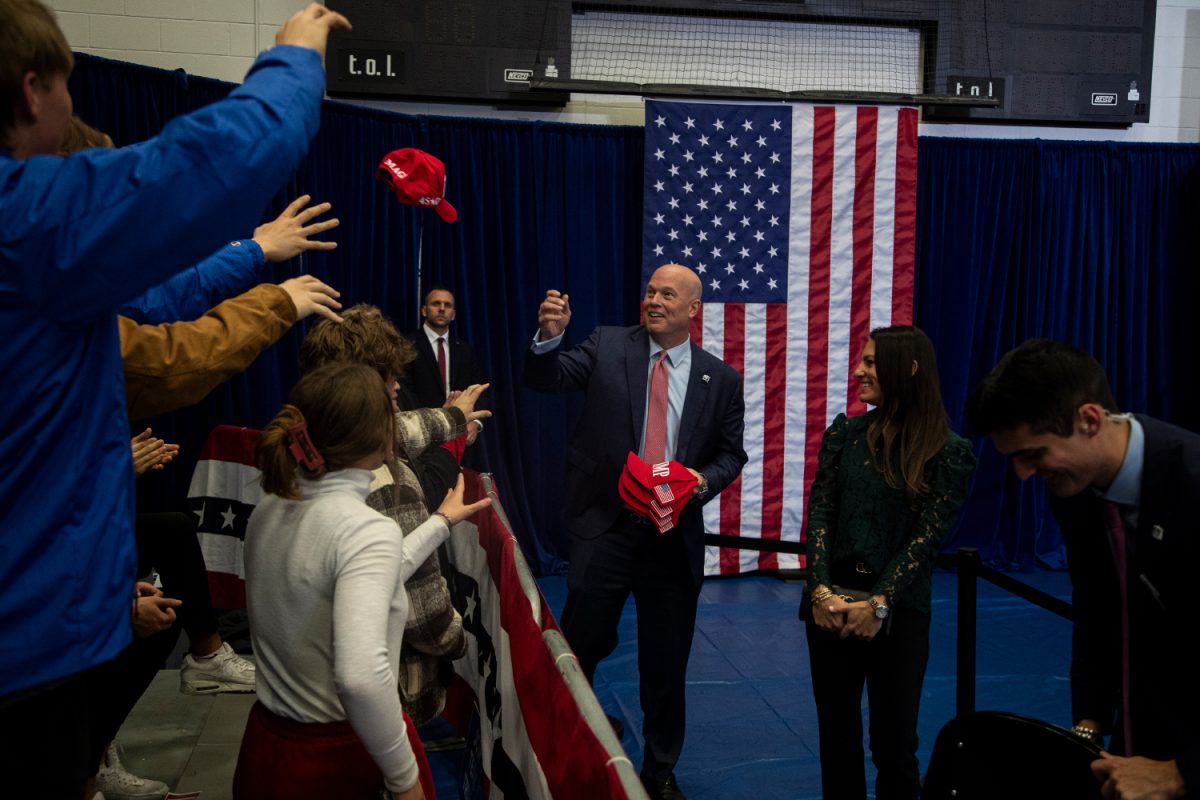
1101;414;1144;531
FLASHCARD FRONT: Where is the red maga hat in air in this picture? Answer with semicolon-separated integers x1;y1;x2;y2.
376;147;458;223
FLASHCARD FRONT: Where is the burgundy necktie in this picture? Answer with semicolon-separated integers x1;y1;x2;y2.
1103;500;1134;756
643;352;669;464
436;337;448;396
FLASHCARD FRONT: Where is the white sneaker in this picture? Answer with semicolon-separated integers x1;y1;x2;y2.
96;741;169;800
180;641;256;694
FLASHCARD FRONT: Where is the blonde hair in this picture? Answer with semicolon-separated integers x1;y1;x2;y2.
256;362;394;499
58;115;112;154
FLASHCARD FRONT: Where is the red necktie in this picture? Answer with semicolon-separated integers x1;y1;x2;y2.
643;352;669;464
436;337;448;396
1103;500;1133;756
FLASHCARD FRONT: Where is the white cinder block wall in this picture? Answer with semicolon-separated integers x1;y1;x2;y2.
49;0;311;85
47;0;1200;142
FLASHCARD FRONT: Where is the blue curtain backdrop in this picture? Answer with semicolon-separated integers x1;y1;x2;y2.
70;54;1200;573
916;138;1200;569
68;54;643;574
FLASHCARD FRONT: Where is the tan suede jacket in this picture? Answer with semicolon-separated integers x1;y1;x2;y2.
120;283;296;419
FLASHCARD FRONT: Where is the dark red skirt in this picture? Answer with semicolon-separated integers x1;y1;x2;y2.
232;701;436;799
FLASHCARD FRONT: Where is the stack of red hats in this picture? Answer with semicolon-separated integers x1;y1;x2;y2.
618;451;698;534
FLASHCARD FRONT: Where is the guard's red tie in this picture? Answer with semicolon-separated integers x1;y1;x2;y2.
1103;500;1134;756
436;337;448;396
643;352;669;464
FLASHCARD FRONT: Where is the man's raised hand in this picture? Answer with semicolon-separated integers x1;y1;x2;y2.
537;289;571;341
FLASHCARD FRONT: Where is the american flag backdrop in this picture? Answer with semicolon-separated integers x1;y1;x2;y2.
642;99;918;576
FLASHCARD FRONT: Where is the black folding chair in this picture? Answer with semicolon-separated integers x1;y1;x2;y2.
923;711;1103;799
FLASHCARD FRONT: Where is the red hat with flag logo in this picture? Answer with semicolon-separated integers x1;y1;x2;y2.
618;451;697;533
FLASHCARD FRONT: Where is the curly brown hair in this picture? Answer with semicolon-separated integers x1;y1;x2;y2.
298;303;415;381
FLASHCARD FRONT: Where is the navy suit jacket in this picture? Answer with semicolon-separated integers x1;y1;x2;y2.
406;328;488;411
1052;414;1200;788
524;325;748;583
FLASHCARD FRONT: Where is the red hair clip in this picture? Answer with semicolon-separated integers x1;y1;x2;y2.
286;423;325;472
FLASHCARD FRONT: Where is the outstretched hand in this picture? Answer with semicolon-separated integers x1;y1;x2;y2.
279;274;343;322
254;195;339;263
537;289;571;341
274;3;351;58
448;383;492;426
436;473;492;525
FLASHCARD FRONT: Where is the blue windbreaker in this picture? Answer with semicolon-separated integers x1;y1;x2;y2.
0;45;324;697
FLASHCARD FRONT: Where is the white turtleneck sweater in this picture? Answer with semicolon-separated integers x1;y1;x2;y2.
244;468;450;793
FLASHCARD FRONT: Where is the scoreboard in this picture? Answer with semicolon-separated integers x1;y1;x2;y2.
325;0;570;105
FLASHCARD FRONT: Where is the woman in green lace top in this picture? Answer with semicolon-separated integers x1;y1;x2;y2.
801;325;975;800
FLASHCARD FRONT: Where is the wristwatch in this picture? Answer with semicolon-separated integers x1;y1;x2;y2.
694;472;709;499
867;596;890;620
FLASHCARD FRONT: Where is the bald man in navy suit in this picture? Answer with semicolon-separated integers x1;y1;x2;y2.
524;264;747;800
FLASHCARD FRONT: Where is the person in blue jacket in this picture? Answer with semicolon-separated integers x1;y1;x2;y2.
0;2;350;796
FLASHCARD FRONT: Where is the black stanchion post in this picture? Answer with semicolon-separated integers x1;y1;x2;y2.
956;547;980;717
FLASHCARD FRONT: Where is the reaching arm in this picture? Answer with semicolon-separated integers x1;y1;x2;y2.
118;195;339;324
524;326;605;394
120;276;340;418
2;46;328;324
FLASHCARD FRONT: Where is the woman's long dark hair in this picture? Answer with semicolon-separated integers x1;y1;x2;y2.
864;325;950;500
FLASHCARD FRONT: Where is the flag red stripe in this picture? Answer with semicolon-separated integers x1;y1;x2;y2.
891;106;918;324
799;107;836;543
847;107;878;417
756;303;787;571
719;304;745;575
198;424;258;466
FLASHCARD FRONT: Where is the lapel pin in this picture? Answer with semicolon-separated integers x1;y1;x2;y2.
702;374;711;383
1151;524;1164;541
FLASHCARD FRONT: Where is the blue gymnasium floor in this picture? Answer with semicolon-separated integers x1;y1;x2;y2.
428;568;1074;799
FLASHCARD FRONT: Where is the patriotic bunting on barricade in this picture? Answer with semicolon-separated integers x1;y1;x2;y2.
642;99;918;576
442;471;638;799
187;424;261;608
186;428;636;797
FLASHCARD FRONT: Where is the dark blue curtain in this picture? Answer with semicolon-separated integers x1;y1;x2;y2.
68;54;1200;573
417;117;644;571
68;54;641;574
915;138;1200;569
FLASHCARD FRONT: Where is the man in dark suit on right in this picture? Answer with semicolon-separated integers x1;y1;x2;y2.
969;339;1200;800
524;263;746;800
